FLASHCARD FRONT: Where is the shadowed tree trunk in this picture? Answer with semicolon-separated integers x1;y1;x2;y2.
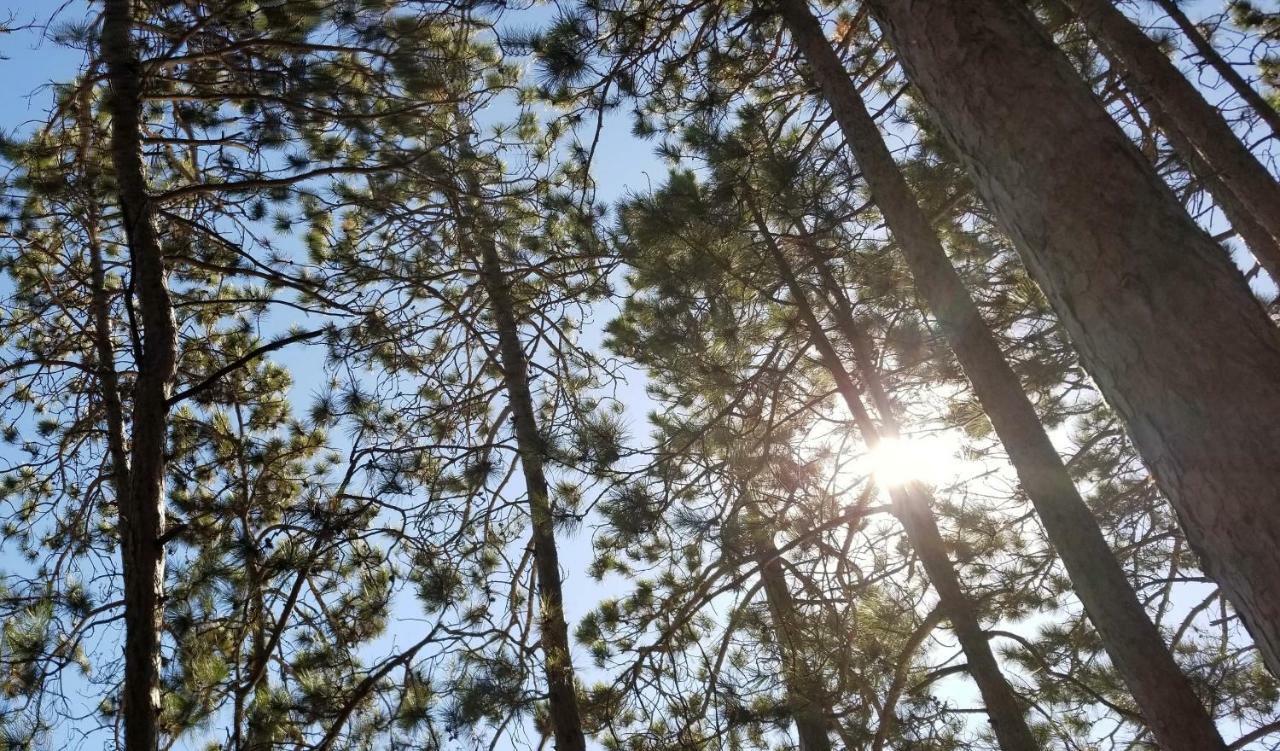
774;2;1229;748
102;1;179;749
1151;0;1280;136
863;0;1280;682
751;205;1041;751
1060;0;1280;281
474;218;588;751
749;516;834;751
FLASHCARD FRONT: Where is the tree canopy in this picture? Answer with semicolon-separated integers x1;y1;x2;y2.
2;1;1280;750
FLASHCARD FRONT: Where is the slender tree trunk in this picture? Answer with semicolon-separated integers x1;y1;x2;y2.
1038;0;1280;280
751;207;1040;751
863;0;1280;680
102;2;178;749
871;608;944;751
1141;89;1280;278
78;90;130;493
750;521;834;751
475;228;587;751
1060;0;1280;280
1151;0;1280;136
775;3;1230;747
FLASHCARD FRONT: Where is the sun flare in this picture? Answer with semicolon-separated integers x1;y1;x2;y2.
864;435;966;489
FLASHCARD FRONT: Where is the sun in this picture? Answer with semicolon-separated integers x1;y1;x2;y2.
864;434;966;489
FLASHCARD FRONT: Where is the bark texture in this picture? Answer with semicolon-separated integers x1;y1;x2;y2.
865;0;1280;680
777;2;1229;747
1063;0;1280;281
753;208;1040;751
476;231;587;751
102;1;178;749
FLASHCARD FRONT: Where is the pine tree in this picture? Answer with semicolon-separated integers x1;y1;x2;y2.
1055;0;1280;283
865;0;1280;683
299;82;620;742
1153;0;1280;136
746;199;1040;751
100;3;178;744
610;161;1047;749
771;2;1228;747
5;0;1280;748
0;0;499;746
541;0;1232;744
899;81;1280;745
464;168;590;751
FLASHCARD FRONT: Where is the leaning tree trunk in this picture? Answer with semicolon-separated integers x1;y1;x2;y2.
863;0;1280;681
475;227;588;751
776;2;1229;747
1151;0;1280;137
1061;0;1280;282
102;1;179;749
1037;0;1280;280
749;517;834;751
1138;86;1280;278
752;208;1041;751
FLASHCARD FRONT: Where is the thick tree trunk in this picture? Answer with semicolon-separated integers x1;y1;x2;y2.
776;4;1230;748
1036;0;1280;282
1061;0;1280;281
1151;0;1280;137
476;231;587;751
102;2;178;749
782;2;1233;745
863;0;1280;680
752;209;1040;751
751;523;834;751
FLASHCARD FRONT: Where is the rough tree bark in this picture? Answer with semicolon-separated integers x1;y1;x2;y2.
775;2;1229;747
1037;0;1280;280
475;225;587;751
863;0;1280;680
1151;0;1280;136
1060;0;1280;281
751;206;1041;751
102;1;179;749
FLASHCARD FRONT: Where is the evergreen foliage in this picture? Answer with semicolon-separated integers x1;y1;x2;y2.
0;0;1278;750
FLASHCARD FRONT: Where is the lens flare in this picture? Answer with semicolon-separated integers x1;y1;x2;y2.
865;435;962;489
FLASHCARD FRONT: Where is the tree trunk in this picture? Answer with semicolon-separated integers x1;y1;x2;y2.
864;0;1280;681
1037;0;1280;282
750;521;834;751
888;482;1040;751
476;229;587;751
1151;0;1280;137
1141;88;1280;280
1061;0;1280;282
102;1;178;749
776;3;1230;747
870;608;944;751
752;207;1041;751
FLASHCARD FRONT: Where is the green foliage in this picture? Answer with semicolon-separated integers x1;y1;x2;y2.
0;0;1278;750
